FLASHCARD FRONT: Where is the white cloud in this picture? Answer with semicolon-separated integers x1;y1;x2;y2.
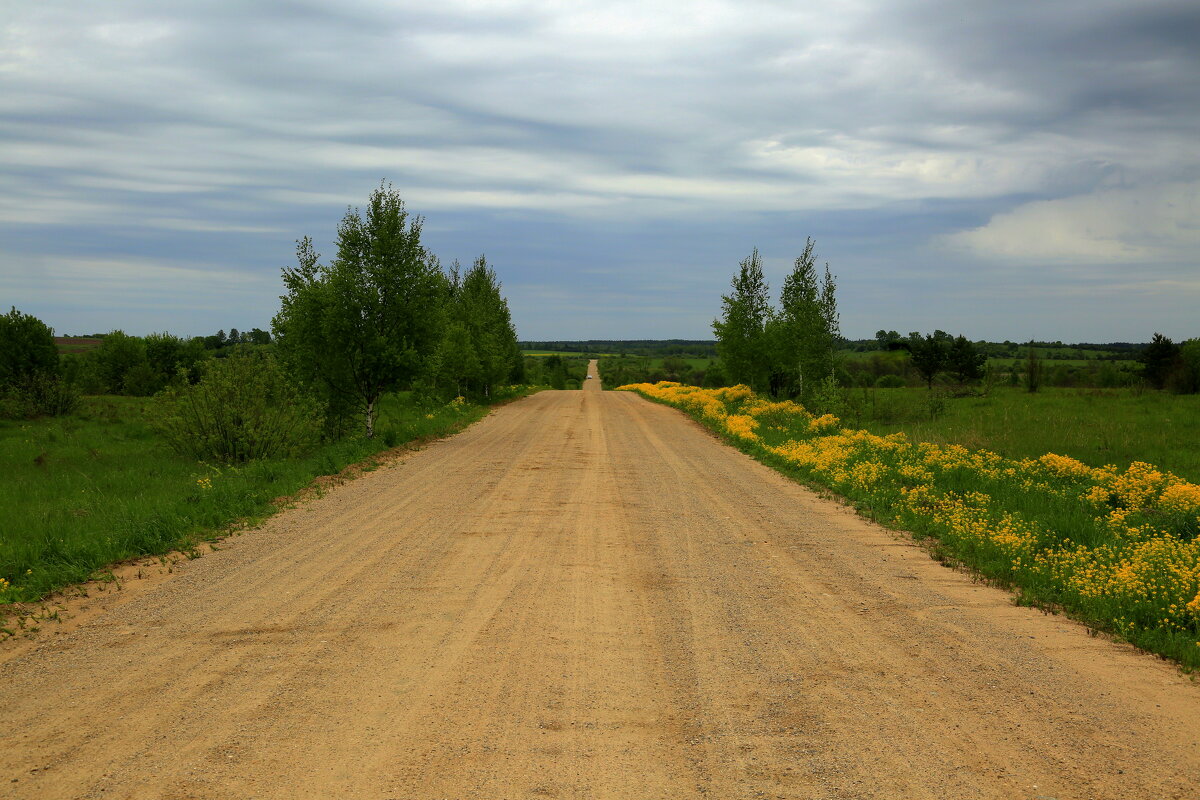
936;182;1199;264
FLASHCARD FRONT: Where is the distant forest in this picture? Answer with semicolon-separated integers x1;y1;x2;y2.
520;340;719;357
521;339;1148;359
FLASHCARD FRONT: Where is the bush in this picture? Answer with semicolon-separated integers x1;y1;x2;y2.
875;374;906;388
0;307;59;385
93;330;147;394
122;361;162;396
0;373;80;419
151;352;324;462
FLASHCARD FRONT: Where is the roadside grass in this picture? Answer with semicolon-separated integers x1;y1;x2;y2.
0;388;534;607
839;387;1200;484
619;382;1200;669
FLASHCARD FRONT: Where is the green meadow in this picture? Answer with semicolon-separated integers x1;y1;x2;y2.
833;387;1200;484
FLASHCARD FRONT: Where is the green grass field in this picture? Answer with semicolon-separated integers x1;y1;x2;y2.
837;387;1200;483
0;390;529;606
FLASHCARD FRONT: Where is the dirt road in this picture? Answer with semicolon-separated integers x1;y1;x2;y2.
3;361;1199;799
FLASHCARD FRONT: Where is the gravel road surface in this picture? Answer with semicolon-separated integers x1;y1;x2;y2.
2;361;1198;799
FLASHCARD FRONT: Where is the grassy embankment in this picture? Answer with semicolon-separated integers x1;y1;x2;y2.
619;382;1200;669
0;389;534;610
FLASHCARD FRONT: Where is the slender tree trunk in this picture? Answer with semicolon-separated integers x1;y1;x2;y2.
364;397;376;438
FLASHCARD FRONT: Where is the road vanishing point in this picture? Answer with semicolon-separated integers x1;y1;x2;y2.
2;361;1199;799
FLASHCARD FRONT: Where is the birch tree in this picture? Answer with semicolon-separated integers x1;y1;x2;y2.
273;184;447;438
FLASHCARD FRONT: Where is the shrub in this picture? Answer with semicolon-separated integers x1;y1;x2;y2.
152;352;324;462
875;374;906;388
93;330;148;394
0;307;58;385
0;373;80;419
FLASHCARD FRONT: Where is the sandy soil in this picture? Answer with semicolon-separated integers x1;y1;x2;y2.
2;360;1198;799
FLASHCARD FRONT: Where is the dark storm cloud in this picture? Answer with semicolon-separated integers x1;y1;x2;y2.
1;0;1197;341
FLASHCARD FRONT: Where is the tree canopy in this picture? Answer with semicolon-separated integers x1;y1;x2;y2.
713;248;772;393
771;237;839;399
273;184;448;438
273;185;523;437
713;242;839;401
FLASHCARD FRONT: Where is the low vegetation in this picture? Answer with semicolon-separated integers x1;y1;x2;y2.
151;351;324;463
619;382;1200;668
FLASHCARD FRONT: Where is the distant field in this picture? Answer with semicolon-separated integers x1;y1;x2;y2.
625;356;712;370
54;337;103;354
522;350;615;357
987;357;1126;368
602;355;712;369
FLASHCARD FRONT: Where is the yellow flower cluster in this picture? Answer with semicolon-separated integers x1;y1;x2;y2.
907;488;1040;560
617;382;1200;652
724;414;760;442
195;476;213;490
1159;483;1200;516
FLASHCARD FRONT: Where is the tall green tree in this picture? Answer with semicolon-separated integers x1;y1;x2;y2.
434;321;481;398
875;329;903;351
455;255;521;398
771;237;839;400
273;184;448;438
543;354;568;390
906;330;952;389
1025;342;1043;393
0;307;58;386
1171;339;1200;394
947;335;986;383
1138;332;1179;390
713;248;772;392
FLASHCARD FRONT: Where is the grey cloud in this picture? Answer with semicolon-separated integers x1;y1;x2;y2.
1;0;1197;340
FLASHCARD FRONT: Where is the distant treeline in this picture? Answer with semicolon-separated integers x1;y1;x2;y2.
849;334;1148;360
60;328;272;349
588;329;1194;394
521;339;718;357
527;338;1154;361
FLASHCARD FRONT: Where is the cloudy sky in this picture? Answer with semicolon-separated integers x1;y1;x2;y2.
3;0;1197;342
